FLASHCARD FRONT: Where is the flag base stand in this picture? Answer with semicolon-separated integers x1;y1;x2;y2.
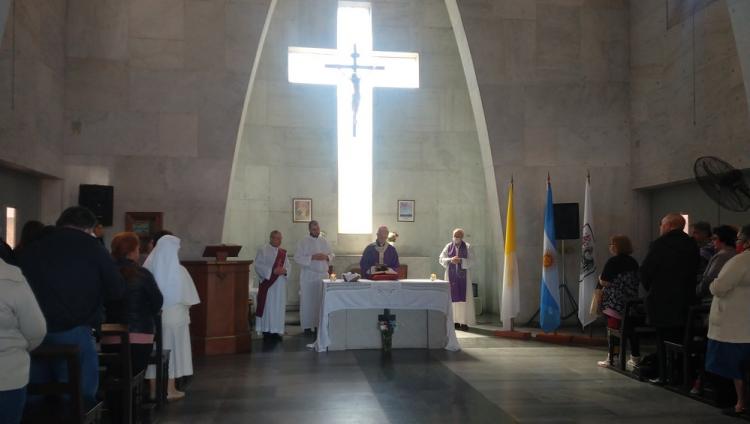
523;240;579;328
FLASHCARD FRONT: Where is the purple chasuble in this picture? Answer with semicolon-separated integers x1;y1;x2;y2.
448;241;469;302
359;242;400;278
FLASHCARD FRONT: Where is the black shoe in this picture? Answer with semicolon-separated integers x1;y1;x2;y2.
262;332;273;340
722;407;745;417
274;333;283;341
454;323;461;330
461;324;469;331
304;328;314;336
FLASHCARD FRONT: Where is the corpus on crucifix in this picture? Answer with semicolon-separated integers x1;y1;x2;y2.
288;2;419;234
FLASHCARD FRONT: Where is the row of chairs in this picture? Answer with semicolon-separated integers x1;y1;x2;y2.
607;300;749;409
22;314;171;424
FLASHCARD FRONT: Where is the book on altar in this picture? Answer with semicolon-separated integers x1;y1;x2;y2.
370;265;399;281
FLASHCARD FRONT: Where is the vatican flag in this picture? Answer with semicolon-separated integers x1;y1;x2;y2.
501;179;520;330
539;177;561;333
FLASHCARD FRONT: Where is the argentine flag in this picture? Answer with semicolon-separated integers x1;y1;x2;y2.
539;178;561;333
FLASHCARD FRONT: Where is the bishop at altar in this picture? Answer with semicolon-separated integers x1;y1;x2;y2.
359;226;400;278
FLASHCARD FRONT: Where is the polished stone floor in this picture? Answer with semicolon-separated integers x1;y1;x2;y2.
159;330;737;424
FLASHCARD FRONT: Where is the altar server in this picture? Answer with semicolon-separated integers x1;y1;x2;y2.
439;228;476;329
254;230;290;339
295;221;334;333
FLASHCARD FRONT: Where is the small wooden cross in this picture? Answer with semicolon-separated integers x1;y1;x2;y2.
378;308;396;323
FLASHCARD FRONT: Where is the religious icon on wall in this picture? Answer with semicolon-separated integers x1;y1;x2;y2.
397;200;414;222
292;198;312;223
125;212;163;236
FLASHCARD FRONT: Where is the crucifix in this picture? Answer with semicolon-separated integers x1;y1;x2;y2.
325;44;384;137
288;2;419;234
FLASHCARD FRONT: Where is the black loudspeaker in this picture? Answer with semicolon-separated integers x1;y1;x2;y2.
78;184;113;226
553;203;580;240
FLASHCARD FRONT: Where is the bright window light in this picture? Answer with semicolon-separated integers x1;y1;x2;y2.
682;214;690;234
5;207;16;248
288;2;419;234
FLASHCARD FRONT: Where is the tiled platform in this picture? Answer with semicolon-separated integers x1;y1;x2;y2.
158;327;737;423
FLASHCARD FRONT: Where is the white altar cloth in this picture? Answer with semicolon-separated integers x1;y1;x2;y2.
313;279;461;352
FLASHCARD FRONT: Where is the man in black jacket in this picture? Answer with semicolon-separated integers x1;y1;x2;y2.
641;213;700;384
20;206;125;406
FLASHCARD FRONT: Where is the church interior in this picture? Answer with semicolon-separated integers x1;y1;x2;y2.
1;0;750;422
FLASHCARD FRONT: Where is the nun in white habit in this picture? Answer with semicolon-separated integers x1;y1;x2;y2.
144;235;200;401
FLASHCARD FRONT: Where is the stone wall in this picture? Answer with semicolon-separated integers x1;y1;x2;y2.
457;0;633;322
60;0;270;258
0;0;66;178
630;0;750;189
0;165;41;243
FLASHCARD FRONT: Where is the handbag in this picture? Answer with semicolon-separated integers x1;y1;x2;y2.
589;287;603;317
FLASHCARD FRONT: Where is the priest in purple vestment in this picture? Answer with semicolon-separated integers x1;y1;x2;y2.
360;226;400;278
439;228;476;329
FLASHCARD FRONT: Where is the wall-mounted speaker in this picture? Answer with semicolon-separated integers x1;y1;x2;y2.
553;203;579;240
78;184;113;226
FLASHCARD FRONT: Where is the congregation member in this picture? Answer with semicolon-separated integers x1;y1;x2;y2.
102;232;164;376
640;213;699;384
254;230;290;340
295;221;334;334
691;221;715;275
0;258;46;424
360;225;400;278
0;238;14;265
705;224;750;417
144;235;200;401
696;225;737;301
12;220;44;262
93;223;106;247
595;235;641;368
19;206;125;406
438;228;476;330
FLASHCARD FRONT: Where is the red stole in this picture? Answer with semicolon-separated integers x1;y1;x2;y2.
256;248;287;318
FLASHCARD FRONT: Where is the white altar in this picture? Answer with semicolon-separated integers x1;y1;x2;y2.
313;279;461;352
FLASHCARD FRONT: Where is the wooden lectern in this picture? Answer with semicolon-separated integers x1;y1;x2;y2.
182;245;251;356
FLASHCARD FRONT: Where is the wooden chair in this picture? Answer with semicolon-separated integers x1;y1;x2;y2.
607;299;655;371
99;323;146;424
22;345;104;424
663;304;711;390
146;312;170;409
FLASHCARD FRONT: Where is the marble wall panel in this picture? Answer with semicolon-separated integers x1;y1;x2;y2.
129;0;184;41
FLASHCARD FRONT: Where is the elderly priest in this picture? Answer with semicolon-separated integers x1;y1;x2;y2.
360;225;400;278
254;230;290;340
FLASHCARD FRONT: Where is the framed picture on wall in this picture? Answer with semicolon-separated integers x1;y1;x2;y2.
292;198;312;223
397;200;415;222
125;212;163;236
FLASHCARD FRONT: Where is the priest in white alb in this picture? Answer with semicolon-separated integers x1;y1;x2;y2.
294;221;334;333
254;230;289;340
439;228;476;330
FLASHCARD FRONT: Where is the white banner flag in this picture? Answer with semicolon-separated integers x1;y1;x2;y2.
578;174;597;327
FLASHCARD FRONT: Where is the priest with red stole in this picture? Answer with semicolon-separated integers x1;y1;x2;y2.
254;230;290;340
360;225;400;278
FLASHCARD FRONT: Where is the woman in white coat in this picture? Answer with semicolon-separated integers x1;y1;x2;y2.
705;225;750;417
144;235;200;401
0;258;46;424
